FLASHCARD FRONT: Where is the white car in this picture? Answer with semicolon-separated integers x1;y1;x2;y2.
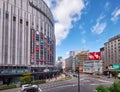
21;84;42;92
32;85;42;92
21;84;32;92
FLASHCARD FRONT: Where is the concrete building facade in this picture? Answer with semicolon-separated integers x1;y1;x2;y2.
101;34;120;70
83;60;103;74
0;0;55;74
75;51;89;72
64;56;73;71
100;47;105;69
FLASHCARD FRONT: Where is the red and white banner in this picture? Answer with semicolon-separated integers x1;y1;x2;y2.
88;52;101;60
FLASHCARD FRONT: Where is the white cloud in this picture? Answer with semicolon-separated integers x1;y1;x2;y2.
91;14;106;34
65;51;69;55
79;24;86;35
111;8;120;23
85;1;89;7
44;0;85;45
81;38;86;44
104;2;111;10
96;39;102;43
79;24;83;30
81;30;86;35
44;0;51;8
97;14;105;22
43;0;59;9
91;22;106;34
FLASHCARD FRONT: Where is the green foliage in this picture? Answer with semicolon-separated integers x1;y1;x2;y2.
20;80;46;87
31;80;46;85
96;85;110;92
109;82;120;92
0;84;17;90
20;72;31;84
111;70;118;78
96;82;120;92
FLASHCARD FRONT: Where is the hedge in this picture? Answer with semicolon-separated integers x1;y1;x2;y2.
31;80;46;85
96;82;120;92
0;84;17;90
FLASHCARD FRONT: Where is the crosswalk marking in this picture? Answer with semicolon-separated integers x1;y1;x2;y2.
97;79;113;83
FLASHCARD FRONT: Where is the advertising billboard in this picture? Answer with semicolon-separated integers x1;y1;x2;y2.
108;64;120;70
88;52;101;60
112;64;120;69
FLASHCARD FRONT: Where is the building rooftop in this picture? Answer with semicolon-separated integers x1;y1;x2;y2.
109;34;120;42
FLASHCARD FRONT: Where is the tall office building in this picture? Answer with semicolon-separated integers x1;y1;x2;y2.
0;0;55;73
57;56;62;62
69;51;75;57
101;34;120;70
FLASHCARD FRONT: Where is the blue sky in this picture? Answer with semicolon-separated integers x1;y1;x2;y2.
44;0;120;60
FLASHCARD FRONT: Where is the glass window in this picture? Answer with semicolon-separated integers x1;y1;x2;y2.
13;16;16;21
20;19;22;24
6;13;9;19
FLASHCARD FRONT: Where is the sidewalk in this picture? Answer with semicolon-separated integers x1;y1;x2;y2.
46;74;66;82
89;74;120;82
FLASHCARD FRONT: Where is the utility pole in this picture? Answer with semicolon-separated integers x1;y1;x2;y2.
78;67;80;92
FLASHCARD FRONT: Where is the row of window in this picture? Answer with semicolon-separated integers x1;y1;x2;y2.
5;12;53;39
30;29;54;65
5;12;29;26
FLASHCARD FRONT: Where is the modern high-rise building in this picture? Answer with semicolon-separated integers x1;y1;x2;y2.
69;51;75;57
0;0;55;74
57;56;62;62
100;34;120;70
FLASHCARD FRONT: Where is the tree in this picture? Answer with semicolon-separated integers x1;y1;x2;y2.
111;70;118;79
96;85;110;92
96;82;120;92
109;82;120;92
20;72;31;84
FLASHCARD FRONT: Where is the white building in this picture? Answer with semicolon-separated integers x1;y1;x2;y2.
83;60;103;74
0;0;55;73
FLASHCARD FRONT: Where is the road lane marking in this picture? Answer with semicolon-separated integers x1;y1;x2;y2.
97;79;113;83
80;78;85;81
38;88;42;92
91;84;97;85
40;82;78;89
43;84;78;91
91;82;113;86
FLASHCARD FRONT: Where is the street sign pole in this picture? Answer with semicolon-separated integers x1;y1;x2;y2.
78;67;80;92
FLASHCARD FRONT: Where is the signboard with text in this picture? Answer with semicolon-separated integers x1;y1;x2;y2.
88;52;101;60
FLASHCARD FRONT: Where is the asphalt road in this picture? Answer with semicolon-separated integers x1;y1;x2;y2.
0;74;113;92
40;74;113;92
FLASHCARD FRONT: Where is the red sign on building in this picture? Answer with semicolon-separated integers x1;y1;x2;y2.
88;52;101;60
